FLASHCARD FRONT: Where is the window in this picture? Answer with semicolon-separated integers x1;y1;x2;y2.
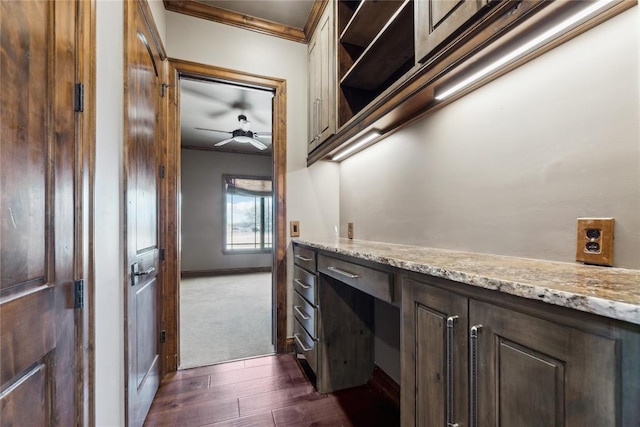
223;175;273;252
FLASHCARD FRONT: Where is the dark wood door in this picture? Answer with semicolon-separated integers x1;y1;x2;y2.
0;0;78;425
470;299;618;426
401;278;469;427
124;1;164;425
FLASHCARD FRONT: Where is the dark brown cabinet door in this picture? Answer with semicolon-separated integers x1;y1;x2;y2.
470;299;618;427
307;3;335;153
124;1;164;426
402;279;469;427
415;0;489;63
1;0;78;425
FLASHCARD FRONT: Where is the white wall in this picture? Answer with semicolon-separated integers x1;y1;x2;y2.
95;1;125;425
181;149;273;271
166;12;340;333
147;0;166;46
340;7;640;269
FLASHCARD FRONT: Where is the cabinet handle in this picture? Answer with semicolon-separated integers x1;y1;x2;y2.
294;278;310;289
316;97;322;138
294;305;311;320
313;99;318;142
446;316;459;427
295;254;313;262
470;324;483;427
294;333;312;352
327;266;359;279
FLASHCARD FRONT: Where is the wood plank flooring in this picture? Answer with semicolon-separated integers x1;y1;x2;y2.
144;354;400;427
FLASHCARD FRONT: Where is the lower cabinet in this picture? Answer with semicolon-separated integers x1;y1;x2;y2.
402;277;620;427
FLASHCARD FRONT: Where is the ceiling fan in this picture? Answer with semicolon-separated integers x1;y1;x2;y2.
196;114;272;150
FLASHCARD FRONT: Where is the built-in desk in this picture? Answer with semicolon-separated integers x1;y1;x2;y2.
293;238;640;425
292;241;401;394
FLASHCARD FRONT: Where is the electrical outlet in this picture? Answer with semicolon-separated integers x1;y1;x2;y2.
290;221;300;237
576;218;614;266
347;222;354;239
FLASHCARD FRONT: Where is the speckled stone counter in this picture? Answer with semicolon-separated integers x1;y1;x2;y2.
294;238;640;325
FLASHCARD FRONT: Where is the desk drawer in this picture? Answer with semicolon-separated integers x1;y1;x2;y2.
293;318;317;374
294;245;316;272
293;265;317;305
318;254;394;303
293;290;316;338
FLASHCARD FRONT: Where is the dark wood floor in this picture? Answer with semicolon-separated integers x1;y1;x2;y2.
144;354;400;427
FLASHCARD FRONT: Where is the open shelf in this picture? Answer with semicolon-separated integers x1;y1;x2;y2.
340;0;414;92
340;0;405;48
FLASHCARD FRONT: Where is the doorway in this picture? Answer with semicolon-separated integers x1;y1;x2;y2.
179;77;275;367
163;59;288;374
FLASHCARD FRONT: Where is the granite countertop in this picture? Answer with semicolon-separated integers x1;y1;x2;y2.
294;238;640;325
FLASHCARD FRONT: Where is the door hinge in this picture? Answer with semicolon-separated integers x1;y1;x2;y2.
160;330;166;344
161;82;172;98
160;248;166;261
74;279;84;309
74;83;84;112
159;165;165;178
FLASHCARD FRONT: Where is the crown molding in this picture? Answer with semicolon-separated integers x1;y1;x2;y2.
164;0;325;43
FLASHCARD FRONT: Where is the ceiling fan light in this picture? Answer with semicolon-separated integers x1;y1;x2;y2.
234;136;253;143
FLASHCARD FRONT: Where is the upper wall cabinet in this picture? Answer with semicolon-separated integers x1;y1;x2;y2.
415;0;490;63
308;2;337;154
307;0;635;164
337;0;414;128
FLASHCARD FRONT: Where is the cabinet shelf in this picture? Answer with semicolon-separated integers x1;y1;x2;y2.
340;0;405;48
340;0;413;92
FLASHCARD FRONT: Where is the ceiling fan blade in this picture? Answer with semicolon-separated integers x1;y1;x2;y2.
196;127;231;134
214;138;234;147
208;110;231;119
181;86;233;108
253;132;272;139
249;138;268;150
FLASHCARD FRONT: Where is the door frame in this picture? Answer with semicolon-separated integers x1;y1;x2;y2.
163;58;287;373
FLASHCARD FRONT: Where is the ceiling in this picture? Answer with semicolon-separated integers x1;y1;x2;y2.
164;0;325;43
171;1;322;155
196;1;315;30
180;78;274;155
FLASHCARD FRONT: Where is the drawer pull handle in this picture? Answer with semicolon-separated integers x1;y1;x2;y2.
327;266;359;279
294;305;311;320
294;333;312;352
294;278;310;289
295;254;313;262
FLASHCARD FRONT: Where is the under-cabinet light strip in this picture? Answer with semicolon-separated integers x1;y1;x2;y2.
435;0;615;101
332;131;381;161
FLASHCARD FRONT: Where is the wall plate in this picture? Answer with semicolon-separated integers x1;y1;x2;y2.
290;221;300;237
576;218;614;266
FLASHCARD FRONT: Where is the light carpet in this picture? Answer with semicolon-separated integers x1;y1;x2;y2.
179;273;274;369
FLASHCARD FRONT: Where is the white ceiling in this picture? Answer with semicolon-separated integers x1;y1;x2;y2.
180;78;274;155
196;0;315;29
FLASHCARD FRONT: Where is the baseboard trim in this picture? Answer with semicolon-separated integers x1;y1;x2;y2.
369;365;400;408
181;267;272;278
284;337;294;354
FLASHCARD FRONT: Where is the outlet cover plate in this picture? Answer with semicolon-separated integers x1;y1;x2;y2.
290;221;300;237
576;218;614;266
